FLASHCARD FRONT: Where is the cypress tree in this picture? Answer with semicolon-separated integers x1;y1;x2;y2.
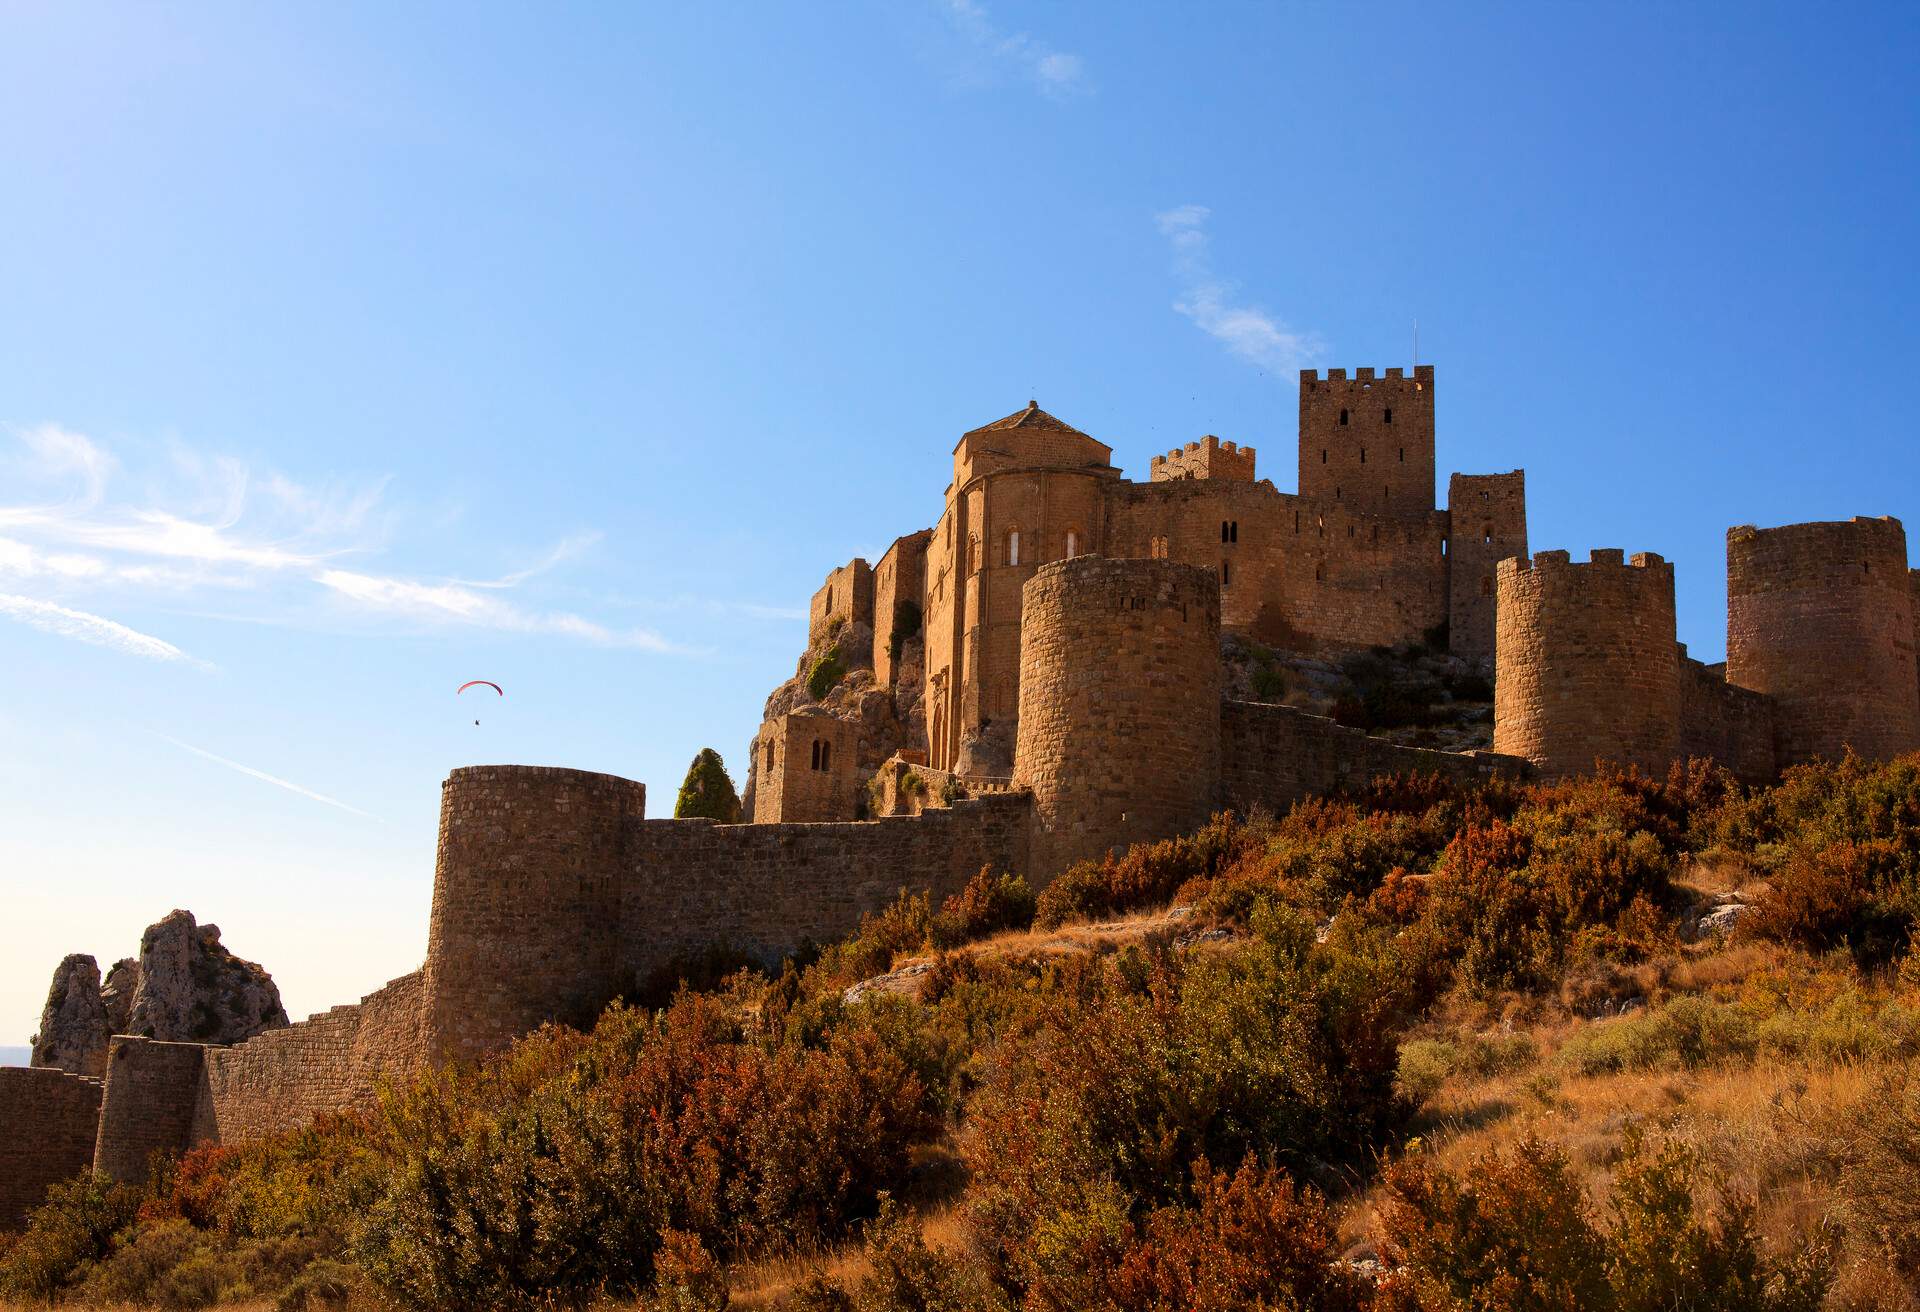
673;747;741;822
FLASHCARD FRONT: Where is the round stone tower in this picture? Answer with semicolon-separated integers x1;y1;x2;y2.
424;765;646;1063
1494;548;1681;780
1726;517;1920;767
1014;557;1220;880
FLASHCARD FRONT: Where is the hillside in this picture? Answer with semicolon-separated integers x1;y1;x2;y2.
5;755;1920;1311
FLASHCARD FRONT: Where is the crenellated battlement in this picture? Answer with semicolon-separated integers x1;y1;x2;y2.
1150;434;1257;482
1298;364;1435;388
1501;547;1670;577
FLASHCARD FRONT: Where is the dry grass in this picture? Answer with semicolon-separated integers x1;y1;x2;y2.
1349;938;1920;1308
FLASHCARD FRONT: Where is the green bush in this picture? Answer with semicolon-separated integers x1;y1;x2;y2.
674;748;742;822
808;650;847;700
0;1173;140;1300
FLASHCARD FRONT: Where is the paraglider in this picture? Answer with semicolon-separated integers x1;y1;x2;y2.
459;680;503;725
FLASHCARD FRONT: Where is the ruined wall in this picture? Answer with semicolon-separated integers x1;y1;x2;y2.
1298;366;1436;519
1102;478;1449;652
1727;519;1920;767
808;558;874;646
872;529;930;688
1495;549;1682;780
1015;558;1220;879
1220;701;1528;816
196;970;428;1146
755;712;862;823
1447;470;1529;664
425;766;648;1064
94;1037;207;1183
1150;435;1256;482
617;794;1031;967
0;1067;102;1228
1677;647;1778;783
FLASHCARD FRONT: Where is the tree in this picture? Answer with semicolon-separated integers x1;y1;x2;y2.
674;748;741;822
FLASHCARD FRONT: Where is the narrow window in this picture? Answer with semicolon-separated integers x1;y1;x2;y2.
1065;529;1079;557
765;742;774;772
1335;487;1341;501
1221;560;1231;587
1294;510;1300;533
1371;525;1379;543
1221;521;1231;544
820;741;831;771
1384;407;1393;424
1230;521;1238;543
1321;449;1328;464
1315;563;1325;583
1007;529;1021;566
1483;523;1493;544
810;740;820;770
1339;408;1349;426
1398;446;1405;462
1360;447;1367;464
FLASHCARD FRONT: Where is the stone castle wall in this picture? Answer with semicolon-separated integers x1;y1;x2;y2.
809;558;874;646
1678;649;1778;784
195;970;429;1145
872;529;931;688
0;1067;101;1227
756;712;863;823
1150;435;1256;482
1015;558;1221;878
1103;478;1450;653
1220;701;1529;815
1495;549;1682;779
1447;470;1529;663
94;1037;208;1183
1299;366;1437;519
1727;518;1920;767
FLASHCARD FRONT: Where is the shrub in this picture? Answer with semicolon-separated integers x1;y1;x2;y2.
1380;1131;1835;1311
1250;663;1287;702
1739;840;1912;965
1834;1070;1920;1280
1035;813;1254;928
809;650;847;700
931;868;1035;949
646;1229;729;1312
0;1172;141;1300
675;748;742;822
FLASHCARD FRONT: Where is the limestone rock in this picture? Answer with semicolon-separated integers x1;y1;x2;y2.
128;909;288;1044
31;953;109;1076
101;957;139;1034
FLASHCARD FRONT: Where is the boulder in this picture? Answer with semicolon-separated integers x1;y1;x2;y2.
128;909;288;1044
31;953;109;1077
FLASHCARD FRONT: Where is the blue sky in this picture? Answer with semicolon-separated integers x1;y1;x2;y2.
3;2;1916;1046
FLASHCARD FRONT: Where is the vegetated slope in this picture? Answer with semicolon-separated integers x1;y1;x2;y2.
6;757;1920;1312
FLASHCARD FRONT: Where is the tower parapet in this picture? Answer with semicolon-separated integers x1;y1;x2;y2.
1726;518;1920;766
1014;558;1220;878
1150;435;1256;482
1299;365;1435;518
1494;548;1680;779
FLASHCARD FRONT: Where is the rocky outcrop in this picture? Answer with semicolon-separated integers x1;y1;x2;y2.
128;910;288;1043
31;954;109;1077
29;911;288;1074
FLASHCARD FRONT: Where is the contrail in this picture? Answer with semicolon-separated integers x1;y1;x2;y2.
157;733;377;820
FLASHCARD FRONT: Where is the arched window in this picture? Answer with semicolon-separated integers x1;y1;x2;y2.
1006;529;1021;567
968;535;980;573
1483;523;1493;545
1221;560;1231;587
1384;407;1393;424
765;742;774;772
810;740;820;770
1339;408;1349;426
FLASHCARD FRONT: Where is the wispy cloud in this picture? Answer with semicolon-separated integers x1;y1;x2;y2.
941;0;1090;100
0;593;202;664
158;734;376;820
316;568;685;652
0;425;694;661
1154;205;1324;375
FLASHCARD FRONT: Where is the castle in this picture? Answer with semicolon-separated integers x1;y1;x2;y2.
7;363;1919;1227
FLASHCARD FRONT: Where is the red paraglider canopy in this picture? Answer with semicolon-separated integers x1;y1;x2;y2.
458;680;504;696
